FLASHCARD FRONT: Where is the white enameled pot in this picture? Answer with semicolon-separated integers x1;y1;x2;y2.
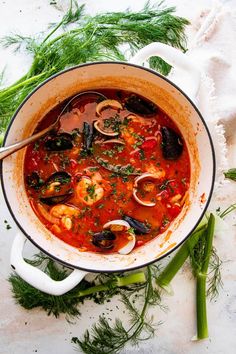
0;43;215;295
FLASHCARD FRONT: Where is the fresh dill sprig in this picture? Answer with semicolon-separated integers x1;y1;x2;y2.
9;252;147;320
224;168;236;181
0;1;189;144
72;266;163;354
207;247;223;300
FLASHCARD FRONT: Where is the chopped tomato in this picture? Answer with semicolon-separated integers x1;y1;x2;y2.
168;204;181;217
141;139;157;151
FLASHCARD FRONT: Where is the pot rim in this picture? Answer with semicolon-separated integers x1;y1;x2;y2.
0;61;216;272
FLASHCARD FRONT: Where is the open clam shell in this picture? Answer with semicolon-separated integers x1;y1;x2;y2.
96;99;122;116
94;120;119;136
133;172;160;207
118;233;136;255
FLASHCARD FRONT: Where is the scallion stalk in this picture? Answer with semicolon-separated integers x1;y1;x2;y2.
76;272;146;298
156;219;208;291
196;213;215;339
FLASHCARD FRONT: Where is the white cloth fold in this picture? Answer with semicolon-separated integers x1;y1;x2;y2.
183;2;236;191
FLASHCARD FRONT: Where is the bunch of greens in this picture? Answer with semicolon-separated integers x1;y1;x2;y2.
0;0;189;144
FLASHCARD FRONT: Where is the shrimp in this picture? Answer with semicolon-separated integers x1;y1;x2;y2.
75;175;104;206
50;204;80;218
50;204;80;231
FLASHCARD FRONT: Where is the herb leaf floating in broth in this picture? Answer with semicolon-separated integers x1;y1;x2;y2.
24;89;190;254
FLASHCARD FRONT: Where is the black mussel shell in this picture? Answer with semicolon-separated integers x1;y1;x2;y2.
92;230;116;249
161;126;183;160
39;171;72;205
122;215;150;234
44;133;73;151
124;94;157;116
26;172;44;190
46;171;71;185
82;122;94;155
40;192;73;206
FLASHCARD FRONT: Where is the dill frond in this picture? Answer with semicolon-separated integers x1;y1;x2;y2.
0;1;189;142
72;266;163;354
224;168;236;181
207;247;223;300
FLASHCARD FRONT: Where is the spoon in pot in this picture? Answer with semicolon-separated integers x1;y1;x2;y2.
0;91;107;160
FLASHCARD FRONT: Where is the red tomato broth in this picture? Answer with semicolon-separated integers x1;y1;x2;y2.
24;89;191;253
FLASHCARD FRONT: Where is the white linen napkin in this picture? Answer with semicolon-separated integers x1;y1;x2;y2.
182;2;236;191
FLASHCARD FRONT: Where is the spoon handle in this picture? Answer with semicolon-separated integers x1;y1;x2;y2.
0;126;51;160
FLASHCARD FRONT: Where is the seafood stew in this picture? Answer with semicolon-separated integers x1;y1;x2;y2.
24;89;190;254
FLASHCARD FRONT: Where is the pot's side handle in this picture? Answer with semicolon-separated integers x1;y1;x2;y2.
10;233;88;296
130;43;200;102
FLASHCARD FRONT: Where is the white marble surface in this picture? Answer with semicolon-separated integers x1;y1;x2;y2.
0;1;236;354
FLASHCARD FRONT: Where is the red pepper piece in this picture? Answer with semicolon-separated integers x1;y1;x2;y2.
141;139;157;151
70;159;78;170
136;240;144;247
168;204;181;217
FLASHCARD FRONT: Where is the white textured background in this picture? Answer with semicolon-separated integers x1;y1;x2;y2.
0;1;235;354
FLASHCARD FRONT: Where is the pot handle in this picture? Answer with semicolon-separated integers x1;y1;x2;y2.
130;43;200;102
10;233;88;295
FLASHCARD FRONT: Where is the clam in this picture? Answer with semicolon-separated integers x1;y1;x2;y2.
94;120;119;137
96;99;123;116
95;138;125;145
94;99;123;136
103;219;130;232
126;114;156;127
39;171;73;205
161;126;183;160
44;133;73;151
122;215;151;235
103;219;136;255
133;173;160;207
124;94;157;116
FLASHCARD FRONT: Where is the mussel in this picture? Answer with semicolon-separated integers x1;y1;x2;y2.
122;215;151;234
103;220;136;254
39;171;73;205
161;126;183;160
26;172;44;190
44;133;73;151
40;194;73;206
82;122;94;154
124;94;157;116
92;230;116;249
